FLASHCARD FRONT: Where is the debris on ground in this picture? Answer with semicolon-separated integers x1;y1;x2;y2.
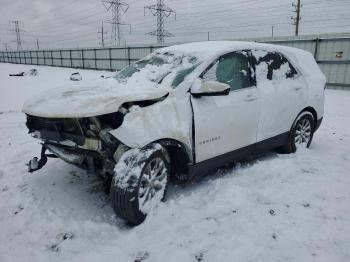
134;251;149;262
9;72;25;77
9;69;38;77
49;232;75;252
70;72;82;81
28;69;38;76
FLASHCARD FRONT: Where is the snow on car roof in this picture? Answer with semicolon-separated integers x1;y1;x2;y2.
159;41;325;82
158;41;306;59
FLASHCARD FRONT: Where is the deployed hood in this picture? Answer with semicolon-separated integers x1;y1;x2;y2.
22;78;171;118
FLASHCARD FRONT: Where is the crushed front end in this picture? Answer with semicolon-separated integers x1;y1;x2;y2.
25;112;129;177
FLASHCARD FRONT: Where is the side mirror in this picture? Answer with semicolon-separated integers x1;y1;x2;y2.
190;79;230;98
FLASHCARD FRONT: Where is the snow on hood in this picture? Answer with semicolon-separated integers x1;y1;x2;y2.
22;77;172;118
22;49;202;118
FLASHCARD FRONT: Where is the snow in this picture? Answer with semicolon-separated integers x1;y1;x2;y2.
21;50;203;118
113;143;168;214
1;62;350;261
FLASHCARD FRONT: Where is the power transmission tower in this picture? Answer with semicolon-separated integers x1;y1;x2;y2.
102;0;130;46
144;0;176;44
291;0;302;36
9;20;24;50
98;21;108;47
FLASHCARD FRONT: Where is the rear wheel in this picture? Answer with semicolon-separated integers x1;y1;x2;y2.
110;144;170;225
280;112;315;153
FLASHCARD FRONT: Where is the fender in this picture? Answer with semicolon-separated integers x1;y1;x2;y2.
108;94;193;161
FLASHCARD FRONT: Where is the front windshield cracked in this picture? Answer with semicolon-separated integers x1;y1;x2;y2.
114;52;201;88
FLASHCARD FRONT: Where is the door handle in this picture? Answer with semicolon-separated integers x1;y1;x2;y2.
244;94;257;101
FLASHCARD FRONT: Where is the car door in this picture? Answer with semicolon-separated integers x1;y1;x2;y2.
191;51;259;163
254;51;307;141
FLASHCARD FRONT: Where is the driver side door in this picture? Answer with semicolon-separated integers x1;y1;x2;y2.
192;51;259;163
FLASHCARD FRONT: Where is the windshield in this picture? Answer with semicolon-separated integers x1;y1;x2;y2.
114;52;201;88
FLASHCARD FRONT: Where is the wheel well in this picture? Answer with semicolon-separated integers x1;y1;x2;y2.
302;107;318;126
155;139;191;180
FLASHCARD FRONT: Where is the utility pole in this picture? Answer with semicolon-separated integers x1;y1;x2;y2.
291;0;302;36
144;0;176;44
36;38;40;50
102;0;130;46
271;26;274;38
9;20;24;50
98;21;108;47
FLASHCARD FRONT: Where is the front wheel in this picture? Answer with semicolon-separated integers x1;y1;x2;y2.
280;112;315;153
110;143;170;225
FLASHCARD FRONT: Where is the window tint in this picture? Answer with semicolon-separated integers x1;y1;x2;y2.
203;52;252;91
258;52;298;80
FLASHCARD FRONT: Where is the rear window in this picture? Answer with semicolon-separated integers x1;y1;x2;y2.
255;52;298;80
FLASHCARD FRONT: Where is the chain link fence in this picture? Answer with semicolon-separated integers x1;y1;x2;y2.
0;36;349;89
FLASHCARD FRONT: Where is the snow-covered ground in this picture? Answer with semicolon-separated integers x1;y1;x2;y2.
0;63;349;262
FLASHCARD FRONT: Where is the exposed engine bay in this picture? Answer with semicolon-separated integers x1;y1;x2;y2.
26;107;130;177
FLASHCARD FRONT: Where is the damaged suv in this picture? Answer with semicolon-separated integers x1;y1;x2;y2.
23;41;326;225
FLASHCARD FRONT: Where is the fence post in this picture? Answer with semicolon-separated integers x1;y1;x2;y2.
60;50;63;67
94;49;97;69
314;38;320;62
127;46;131;65
69;50;72;68
43;51;46;65
36;51;39;65
81;49;85;69
109;48;112;71
51;50;54;66
30;51;33;65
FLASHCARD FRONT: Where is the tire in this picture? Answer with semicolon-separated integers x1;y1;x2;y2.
110;143;170;225
279;111;315;154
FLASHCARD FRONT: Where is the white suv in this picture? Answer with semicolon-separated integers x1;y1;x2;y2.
23;41;326;224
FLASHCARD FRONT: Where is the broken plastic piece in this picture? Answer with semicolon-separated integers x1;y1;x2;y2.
27;146;48;173
9;72;25;77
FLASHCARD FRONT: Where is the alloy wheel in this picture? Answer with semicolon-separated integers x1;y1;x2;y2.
294;118;312;148
138;157;168;206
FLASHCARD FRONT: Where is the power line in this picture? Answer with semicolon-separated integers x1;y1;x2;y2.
102;0;130;46
144;0;176;44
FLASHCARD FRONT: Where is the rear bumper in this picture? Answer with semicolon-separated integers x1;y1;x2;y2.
315;117;323;132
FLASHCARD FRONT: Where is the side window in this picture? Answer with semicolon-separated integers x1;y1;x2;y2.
203;52;252;91
258;52;298;80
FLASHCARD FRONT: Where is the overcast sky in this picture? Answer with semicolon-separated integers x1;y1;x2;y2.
0;0;349;50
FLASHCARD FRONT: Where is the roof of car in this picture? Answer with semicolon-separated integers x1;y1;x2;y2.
158;41;325;83
158;41;308;60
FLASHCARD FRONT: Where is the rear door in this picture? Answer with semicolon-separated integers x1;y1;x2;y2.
192;51;259;162
254;51;307;141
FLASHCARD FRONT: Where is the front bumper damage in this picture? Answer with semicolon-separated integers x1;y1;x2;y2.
27;143;90;173
27;145;57;172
